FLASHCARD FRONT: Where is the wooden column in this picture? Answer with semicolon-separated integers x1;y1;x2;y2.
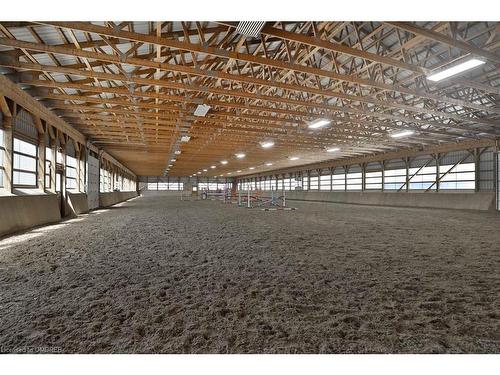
2;111;13;193
37;132;46;191
48;135;56;193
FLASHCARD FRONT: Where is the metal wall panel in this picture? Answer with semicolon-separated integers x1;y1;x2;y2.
480;148;495;191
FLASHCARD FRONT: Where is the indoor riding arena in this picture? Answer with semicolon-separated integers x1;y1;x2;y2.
0;20;499;355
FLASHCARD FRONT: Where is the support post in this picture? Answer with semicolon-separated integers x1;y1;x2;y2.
37;131;46;191
2;111;13;193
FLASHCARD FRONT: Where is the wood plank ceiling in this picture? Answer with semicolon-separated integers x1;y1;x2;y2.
0;21;498;177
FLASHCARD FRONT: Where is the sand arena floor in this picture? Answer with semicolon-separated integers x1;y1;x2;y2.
0;193;499;353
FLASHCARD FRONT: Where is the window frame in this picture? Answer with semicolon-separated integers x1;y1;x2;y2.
12;136;38;189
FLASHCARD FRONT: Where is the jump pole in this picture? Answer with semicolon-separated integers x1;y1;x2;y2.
247;189;251;208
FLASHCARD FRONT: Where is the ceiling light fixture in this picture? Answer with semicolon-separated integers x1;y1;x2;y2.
308;119;330;129
289;156;299;161
220;160;228;165
193;104;211;117
236;21;266;38
210;165;216;169
203;169;208;172
235;153;246;159
427;58;485;82
326;147;340;153
249;167;255;170
265;163;273;166
174;150;181;155
260;141;274;148
180;135;191;142
390;130;415;138
237;170;242;173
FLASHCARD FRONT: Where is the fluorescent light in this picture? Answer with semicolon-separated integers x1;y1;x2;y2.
220;160;228;165
249;167;255;170
308;119;330;129
235;153;246;159
237;170;242;173
236;21;266;38
171;159;176;162
197;171;201;174
326;147;340;152
289;156;299;161
193;104;211;117
390;130;414;138
265;163;273;166
227;172;232;175
174;150;181;155
260;141;274;148
210;165;216;169
168;164;173;167
180;135;191;142
427;58;485;82
203;169;208;172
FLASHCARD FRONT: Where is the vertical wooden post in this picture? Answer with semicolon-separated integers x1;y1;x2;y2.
37;132;46;191
405;157;410;192
2;111;13;193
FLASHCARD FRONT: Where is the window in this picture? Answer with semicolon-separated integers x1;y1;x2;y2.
101;168;112;192
320;174;331;190
158;181;168;190
0;128;4;188
168;182;181;190
384;168;407;190
302;176;308;190
147;177;158;191
45;147;52;189
66;155;78;190
409;165;436;190
332;171;346;191
365;171;382;190
283;178;291;191
346;168;362;191
269;177;276;190
439;162;475;190
13;137;37;187
309;176;319;190
56;172;62;192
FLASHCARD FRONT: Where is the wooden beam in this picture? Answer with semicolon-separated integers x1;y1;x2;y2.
387;22;500;65
0;94;12;117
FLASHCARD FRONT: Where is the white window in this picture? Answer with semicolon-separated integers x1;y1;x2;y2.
384;168;406;190
332;173;345;191
66;155;78;190
269;178;276;190
158;182;168;190
309;176;319;190
346;172;362;191
13;137;37;187
283;178;291;191
45;147;52;189
320;174;331;190
409;166;436;190
365;171;382;190
302;176;308;190
439;162;475;190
